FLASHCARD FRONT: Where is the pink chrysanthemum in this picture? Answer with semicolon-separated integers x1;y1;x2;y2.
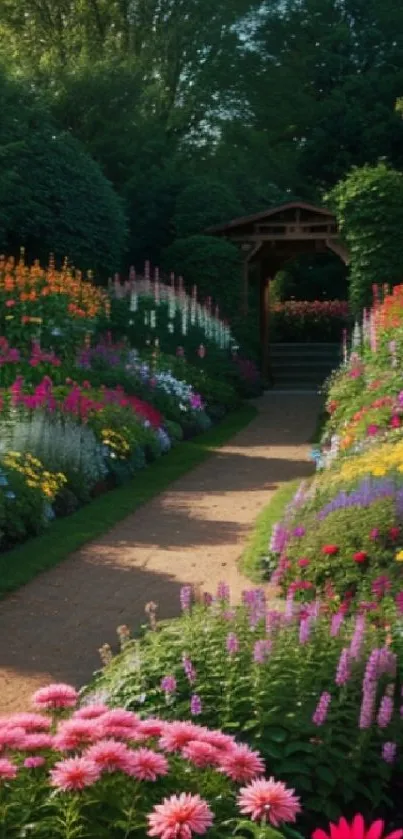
0;726;25;749
85;739;132;773
24;756;46;769
73;704;109;720
159;722;201;752
0;758;18;780
182;740;221;768
96;709;139;740
197;729;235;752
19;733;54;751
147;793;213;839
50;757;101;791
53;719;101;751
126;748;169;781
137;719;165;739
32;683;78;710
1;713;51;732
219;743;265;782
237;777;301;825
312;814;403;839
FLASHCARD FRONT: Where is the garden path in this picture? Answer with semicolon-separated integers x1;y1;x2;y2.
0;392;320;713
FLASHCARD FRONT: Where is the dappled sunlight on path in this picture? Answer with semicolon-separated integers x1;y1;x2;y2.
0;392;320;713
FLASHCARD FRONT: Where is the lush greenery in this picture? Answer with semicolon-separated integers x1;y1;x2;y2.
328;164;403;313
270;301;350;343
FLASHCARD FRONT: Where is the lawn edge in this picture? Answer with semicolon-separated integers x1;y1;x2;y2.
0;404;257;599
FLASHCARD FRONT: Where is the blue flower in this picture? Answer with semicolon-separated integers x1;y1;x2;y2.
5;491;16;500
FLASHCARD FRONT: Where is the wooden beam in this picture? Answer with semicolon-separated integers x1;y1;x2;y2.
260;277;271;382
325;238;351;265
240;241;263;315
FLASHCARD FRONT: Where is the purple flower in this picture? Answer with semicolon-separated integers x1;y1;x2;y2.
312;692;331;726
330;611;344;637
216;581;230;602
253;639;272;664
203;592;213;607
293;526;306;538
377;695;394;729
372;575;391;599
349;614;366;661
284;591;294;622
335;648;351;686
359;649;380;729
299;617;311;645
180;585;193;612
182;655;196;684
382;742;397;764
190;694;202;716
226;632;239;655
161;675;177;695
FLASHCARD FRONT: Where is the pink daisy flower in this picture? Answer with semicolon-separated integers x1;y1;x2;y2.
0;758;17;781
32;683;78;710
159;722;201;752
96;709;140;740
237;777;301;825
197;729;235;752
19;733;54;751
182;740;221;768
53;719;101;751
85;739;132;773
219;744;265;782
126;748;169;781
1;713;51;732
24;756;46;769
73;704;109;720
147;793;213;839
137;719;165;739
0;726;25;749
50;757;101;791
313;815;403;839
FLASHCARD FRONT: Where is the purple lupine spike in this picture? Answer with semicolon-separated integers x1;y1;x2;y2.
312;692;331;726
299;617;311;645
190;694;202;716
349;614;366;660
180;585;193;612
377;695;394;729
253;639;272;664
382;742;397;763
226;632;239;655
335;648;351;686
330;611;344;637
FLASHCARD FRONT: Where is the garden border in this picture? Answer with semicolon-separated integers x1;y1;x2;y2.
0;405;257;599
241;479;300;581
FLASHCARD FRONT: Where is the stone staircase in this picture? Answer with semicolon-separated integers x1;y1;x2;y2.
268;343;342;391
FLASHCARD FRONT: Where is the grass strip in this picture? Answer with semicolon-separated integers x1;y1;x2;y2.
0;405;257;599
241;479;301;582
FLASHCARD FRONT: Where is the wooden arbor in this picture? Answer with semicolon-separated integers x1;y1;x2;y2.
207;201;350;379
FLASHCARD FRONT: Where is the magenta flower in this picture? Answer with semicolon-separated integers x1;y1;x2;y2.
382;742;397;764
226;632;239;655
190;695;202;716
312;692;331;726
160;676;177;695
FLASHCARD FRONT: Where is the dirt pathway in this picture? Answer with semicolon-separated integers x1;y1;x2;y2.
0;392;320;713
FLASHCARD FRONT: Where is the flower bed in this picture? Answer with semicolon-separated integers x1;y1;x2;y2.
270;300;350;343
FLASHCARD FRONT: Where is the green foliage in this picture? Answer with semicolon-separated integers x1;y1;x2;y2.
0;71;127;274
87;595;402;829
0;464;46;549
163;235;242;316
241;481;301;581
173;178;243;238
328;163;403;313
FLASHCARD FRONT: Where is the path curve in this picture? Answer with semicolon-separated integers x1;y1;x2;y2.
0;392;320;713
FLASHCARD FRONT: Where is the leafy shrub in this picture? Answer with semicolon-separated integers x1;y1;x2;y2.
0;459;49;549
173;178;243;239
0;682;300;839
87;586;402;829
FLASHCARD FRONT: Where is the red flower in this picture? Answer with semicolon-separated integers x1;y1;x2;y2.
312;814;403;839
389;527;400;540
322;545;339;556
353;551;368;564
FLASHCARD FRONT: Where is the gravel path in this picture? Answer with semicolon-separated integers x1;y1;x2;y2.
0;392;320;713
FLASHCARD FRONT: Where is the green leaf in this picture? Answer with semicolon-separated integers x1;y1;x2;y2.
265;726;288;743
284;741;315;757
279;760;312;776
315;766;336;786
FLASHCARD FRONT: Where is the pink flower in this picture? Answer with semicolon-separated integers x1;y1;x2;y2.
53;719;100;751
73;704;109;720
137;719;165;739
197;729;235;752
147;793;213;839
238;777;301;825
50;757;101;791
0;726;25;749
32;683;78;710
298;558;310;568
126;748;169;781
312;815;403;839
159;722;201;752
182;740;220;768
85;739;132;772
2;713;51;731
19;733;54;751
0;758;17;780
219;743;265;782
24;756;46;769
96;708;139;740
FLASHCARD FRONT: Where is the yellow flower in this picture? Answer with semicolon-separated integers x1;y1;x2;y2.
396;550;403;562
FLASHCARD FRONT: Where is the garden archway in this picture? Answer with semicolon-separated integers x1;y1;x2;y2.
206;201;350;380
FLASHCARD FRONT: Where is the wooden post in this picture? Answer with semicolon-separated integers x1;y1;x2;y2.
260;276;271;383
